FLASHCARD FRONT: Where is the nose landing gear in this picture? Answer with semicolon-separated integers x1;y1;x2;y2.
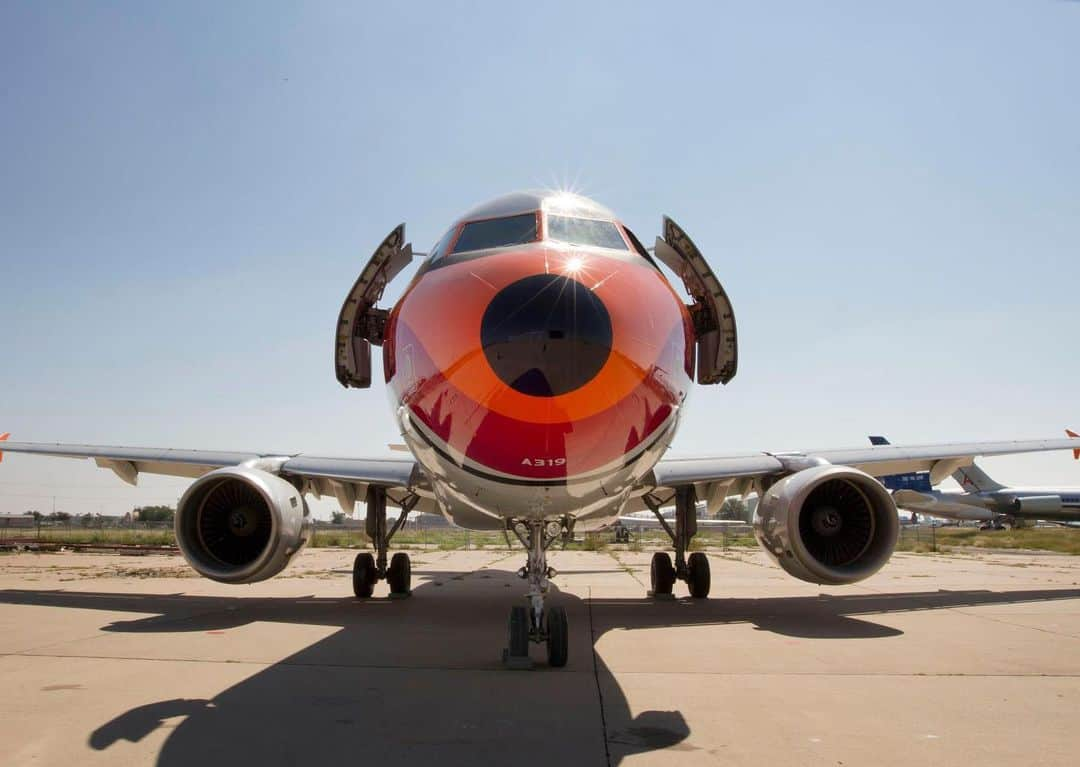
502;519;571;669
644;486;712;599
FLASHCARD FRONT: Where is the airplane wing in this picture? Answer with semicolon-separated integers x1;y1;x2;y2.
650;437;1080;508
0;439;423;510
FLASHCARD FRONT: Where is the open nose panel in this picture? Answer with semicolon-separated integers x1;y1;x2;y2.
335;224;414;388
653;216;738;385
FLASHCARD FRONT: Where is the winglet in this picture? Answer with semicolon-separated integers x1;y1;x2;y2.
1068;429;1080;460
0;433;9;464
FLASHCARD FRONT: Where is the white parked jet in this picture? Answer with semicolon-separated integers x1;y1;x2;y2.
871;434;1080;528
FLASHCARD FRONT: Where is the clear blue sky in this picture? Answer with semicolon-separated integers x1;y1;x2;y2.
1;1;1078;518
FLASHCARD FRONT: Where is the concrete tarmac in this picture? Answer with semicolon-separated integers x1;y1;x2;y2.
1;545;1078;766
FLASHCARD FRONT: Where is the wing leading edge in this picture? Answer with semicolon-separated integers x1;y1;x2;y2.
0;440;421;514
651;436;1080;491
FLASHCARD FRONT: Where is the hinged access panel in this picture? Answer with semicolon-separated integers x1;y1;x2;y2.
654;216;738;385
335;224;414;388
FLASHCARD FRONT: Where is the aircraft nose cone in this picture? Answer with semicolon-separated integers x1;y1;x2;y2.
481;274;612;397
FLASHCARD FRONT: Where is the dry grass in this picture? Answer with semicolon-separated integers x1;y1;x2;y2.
5;523;1077;556
897;526;1080;555
308;528;509;550
1;528;175;547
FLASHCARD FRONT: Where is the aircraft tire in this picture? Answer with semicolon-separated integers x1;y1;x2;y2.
687;552;711;598
650;552;676;595
387;552;412;595
352;552;377;599
546;606;568;668
507;605;530;658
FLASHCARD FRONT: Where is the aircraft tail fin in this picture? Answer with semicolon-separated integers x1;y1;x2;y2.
0;432;9;464
952;463;1004;492
1067;429;1080;460
868;435;890;446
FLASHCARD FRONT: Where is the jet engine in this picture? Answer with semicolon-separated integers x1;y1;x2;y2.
1010;495;1062;515
175;466;311;584
753;465;899;585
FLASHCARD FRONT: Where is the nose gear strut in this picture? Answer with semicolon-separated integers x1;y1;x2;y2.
503;518;571;669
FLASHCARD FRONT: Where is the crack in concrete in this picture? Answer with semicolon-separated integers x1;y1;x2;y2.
587;585;613;767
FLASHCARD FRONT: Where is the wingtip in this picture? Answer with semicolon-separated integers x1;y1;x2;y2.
1068;429;1080;460
0;432;8;464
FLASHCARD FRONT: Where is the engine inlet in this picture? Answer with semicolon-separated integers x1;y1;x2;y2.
798;479;875;568
196;479;274;566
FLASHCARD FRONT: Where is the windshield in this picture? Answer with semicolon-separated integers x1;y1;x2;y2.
451;213;538;254
546;215;628;250
427;227;456;263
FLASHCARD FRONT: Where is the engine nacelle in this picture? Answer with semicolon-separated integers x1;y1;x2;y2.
176;466;311;584
1010;495;1062;515
754;465;899;585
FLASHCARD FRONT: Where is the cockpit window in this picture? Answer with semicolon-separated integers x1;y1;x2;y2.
546;216;628;251
451;213;538;254
428;227;456;263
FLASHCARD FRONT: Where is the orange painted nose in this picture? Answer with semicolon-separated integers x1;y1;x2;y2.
387;247;693;481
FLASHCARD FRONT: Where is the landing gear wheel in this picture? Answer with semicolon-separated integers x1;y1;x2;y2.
546;606;568;667
687;551;711;598
507;605;530;658
650;552;676;596
352;552;376;599
387;552;412;595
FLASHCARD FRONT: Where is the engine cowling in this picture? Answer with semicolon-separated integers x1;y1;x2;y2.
753;465;899;585
1010;495;1062;515
175;466;311;584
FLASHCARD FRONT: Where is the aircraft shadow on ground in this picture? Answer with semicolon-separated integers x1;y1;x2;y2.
2;573;1078;766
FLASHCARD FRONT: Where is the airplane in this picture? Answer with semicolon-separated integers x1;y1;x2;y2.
3;189;1079;669
870;434;1080;528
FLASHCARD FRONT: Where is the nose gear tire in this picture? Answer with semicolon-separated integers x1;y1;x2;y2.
546;606;569;667
507;605;530;658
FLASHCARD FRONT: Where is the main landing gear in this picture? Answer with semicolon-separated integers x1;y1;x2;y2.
643;486;711;599
352;486;418;599
503;518;571;669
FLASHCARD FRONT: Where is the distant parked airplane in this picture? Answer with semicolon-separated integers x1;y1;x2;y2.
870;434;1080;528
